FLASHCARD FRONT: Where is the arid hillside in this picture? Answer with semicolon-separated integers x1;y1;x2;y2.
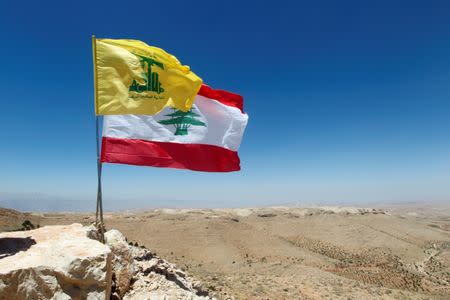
1;205;449;299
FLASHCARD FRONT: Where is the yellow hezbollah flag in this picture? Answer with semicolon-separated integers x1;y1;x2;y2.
92;37;202;115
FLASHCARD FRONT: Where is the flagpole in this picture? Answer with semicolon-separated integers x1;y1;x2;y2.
92;35;105;243
95;116;105;243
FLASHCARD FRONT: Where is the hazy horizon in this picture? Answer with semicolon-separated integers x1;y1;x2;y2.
2;190;449;213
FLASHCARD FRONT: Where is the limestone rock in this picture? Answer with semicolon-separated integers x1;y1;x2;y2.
0;224;112;300
104;230;213;299
123;246;213;300
105;229;134;298
0;224;214;300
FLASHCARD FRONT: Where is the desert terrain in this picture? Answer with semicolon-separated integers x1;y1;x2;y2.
1;204;450;299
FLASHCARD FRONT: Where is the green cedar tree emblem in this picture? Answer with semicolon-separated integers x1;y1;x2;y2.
158;108;206;136
129;54;165;94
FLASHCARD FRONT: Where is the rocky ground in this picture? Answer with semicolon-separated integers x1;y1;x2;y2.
107;229;212;300
0;223;213;299
1;204;450;299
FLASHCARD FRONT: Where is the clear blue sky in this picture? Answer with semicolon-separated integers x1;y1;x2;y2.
1;0;450;211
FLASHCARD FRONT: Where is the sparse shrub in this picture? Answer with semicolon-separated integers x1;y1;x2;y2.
21;220;35;231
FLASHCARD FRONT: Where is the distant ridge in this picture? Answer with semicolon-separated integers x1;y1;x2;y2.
0;207;39;232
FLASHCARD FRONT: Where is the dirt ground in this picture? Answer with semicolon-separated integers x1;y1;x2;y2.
1;204;450;299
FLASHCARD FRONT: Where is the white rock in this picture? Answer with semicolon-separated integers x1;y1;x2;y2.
105;229;135;298
0;224;112;300
122;246;213;300
0;224;214;300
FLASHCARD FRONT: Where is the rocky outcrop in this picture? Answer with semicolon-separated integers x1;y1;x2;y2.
0;224;213;300
106;229;212;300
105;230;135;299
0;223;112;300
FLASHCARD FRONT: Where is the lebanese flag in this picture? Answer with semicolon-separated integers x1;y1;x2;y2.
101;85;248;172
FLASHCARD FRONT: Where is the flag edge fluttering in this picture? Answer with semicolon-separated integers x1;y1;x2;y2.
92;36;202;116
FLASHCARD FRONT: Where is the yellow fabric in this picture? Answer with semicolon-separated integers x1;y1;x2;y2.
93;38;202;115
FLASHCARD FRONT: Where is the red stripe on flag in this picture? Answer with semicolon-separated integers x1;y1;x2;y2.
198;84;244;112
101;137;241;172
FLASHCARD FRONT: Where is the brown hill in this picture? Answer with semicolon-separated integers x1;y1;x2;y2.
2;206;449;299
0;207;43;232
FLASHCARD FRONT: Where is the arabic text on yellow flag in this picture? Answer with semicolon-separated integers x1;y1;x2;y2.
92;37;202;115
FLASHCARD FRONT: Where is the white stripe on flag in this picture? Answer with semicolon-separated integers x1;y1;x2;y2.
103;95;248;151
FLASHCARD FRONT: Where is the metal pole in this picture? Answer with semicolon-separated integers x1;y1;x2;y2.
92;35;105;243
95;116;105;243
